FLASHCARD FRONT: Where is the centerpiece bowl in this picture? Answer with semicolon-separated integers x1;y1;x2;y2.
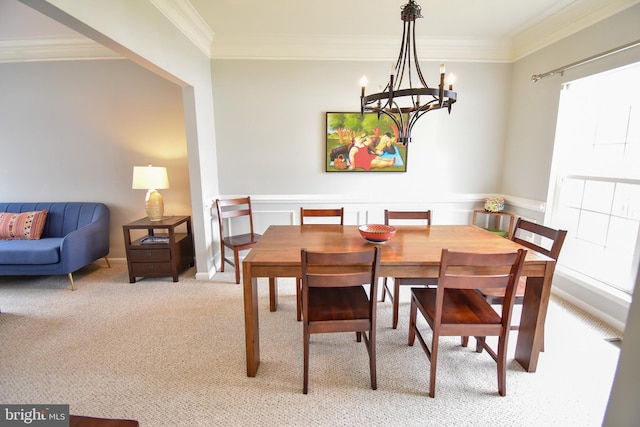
358;224;396;244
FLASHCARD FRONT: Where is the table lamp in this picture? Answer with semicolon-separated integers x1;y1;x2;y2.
132;165;170;221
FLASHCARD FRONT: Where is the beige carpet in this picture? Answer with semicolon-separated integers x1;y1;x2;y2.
0;261;622;426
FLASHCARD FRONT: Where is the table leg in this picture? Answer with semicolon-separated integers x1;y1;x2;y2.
269;278;278;312
243;261;260;377
515;266;553;372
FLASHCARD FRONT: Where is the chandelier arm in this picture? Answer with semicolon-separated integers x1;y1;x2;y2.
412;23;428;88
395;22;410;91
359;1;458;144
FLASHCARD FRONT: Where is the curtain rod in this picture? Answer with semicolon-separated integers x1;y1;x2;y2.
531;39;640;82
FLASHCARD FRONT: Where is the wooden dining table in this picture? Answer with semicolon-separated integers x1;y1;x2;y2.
242;224;556;377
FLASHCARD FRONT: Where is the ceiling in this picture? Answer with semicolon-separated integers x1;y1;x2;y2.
1;0;639;63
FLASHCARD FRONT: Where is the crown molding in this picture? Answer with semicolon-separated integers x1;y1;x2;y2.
210;34;513;63
0;36;121;63
148;0;214;57
2;0;637;64
511;0;640;60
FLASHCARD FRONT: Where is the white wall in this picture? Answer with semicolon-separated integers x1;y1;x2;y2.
211;59;511;198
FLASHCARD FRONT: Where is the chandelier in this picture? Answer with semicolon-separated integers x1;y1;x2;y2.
360;0;457;144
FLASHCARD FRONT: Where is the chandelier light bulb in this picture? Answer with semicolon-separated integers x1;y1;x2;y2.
447;72;456;89
360;76;368;97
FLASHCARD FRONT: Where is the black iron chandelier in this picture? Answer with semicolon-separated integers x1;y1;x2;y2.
360;0;457;144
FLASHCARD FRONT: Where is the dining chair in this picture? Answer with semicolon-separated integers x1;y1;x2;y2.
300;247;381;394
215;196;262;284
382;209;437;329
300;207;344;225
476;218;567;350
295;207;345;320
408;248;527;397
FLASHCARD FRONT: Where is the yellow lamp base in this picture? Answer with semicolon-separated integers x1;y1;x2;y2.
145;189;164;221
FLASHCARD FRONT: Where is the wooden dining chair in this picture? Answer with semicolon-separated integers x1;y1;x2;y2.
295;207;345;320
476;218;567;349
215;196;262;284
300;247;381;394
382;209;437;329
300;207;344;225
408;248;527;397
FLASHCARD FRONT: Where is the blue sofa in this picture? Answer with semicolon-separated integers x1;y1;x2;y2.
0;202;110;290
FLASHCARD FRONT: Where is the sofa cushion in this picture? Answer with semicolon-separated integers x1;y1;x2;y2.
0;238;61;264
0;210;48;240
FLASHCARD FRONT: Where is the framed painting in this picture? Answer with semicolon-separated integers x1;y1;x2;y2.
326;112;408;172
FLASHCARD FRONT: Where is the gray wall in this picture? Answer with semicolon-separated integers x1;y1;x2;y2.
504;5;640;330
503;3;640;201
0;59;191;258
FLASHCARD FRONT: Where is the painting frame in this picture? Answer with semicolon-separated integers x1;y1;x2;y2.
326;112;408;172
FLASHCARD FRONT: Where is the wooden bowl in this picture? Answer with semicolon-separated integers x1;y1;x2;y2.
358;224;396;243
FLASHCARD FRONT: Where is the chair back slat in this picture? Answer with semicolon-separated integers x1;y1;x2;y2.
300;207;344;225
512;218;567;260
302;249;379;289
216;196;255;237
385;209;431;225
438;249;527;320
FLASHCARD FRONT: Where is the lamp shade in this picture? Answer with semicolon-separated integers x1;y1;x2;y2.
132;165;169;190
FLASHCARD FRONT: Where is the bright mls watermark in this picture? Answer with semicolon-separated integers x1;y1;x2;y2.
0;405;69;426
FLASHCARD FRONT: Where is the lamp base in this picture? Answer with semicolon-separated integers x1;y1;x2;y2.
145;190;164;221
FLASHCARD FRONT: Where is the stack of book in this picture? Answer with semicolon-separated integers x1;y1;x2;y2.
140;235;170;244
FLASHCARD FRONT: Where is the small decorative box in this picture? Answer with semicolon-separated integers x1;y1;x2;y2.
484;197;505;212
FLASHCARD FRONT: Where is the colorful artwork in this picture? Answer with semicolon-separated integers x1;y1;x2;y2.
326;112;408;172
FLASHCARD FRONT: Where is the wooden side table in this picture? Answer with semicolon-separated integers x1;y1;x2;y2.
123;216;195;283
472;210;515;239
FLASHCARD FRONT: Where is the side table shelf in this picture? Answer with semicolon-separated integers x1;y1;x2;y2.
123;216;195;283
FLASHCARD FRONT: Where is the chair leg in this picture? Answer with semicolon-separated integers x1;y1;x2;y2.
219;246;225;272
408;295;418;346
269;278;277;312
68;273;76;291
380;277;388;302
104;257;111;268
392;279;401;329
303;329;310;394
497;336;508;396
233;249;241;284
369;329;377;390
429;335;439;398
296;278;302;321
461;336;469;347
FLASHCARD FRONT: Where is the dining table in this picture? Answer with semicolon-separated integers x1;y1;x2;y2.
241;224;556;377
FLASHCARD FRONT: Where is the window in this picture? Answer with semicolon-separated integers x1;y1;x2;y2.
548;62;640;295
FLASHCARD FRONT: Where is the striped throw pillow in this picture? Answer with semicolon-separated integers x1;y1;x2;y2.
0;210;48;240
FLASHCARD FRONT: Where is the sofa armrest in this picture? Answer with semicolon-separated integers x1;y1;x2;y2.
59;206;110;274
